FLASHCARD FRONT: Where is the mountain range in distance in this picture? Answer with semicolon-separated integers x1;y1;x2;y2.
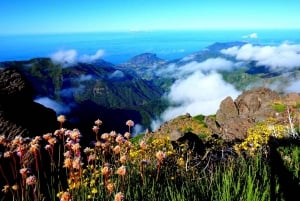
1;41;300;136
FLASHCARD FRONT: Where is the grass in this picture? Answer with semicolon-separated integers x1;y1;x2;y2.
0;115;300;201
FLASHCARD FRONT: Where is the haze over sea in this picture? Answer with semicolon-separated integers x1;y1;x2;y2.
1;29;300;64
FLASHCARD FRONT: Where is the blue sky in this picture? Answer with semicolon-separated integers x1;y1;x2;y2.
1;0;300;34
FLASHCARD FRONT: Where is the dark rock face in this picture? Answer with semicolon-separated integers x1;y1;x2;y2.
0;67;58;139
171;131;205;155
206;87;300;141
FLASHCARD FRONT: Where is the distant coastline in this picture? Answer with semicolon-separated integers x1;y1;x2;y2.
1;29;300;64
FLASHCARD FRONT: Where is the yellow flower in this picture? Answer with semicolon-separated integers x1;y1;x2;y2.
91;188;98;194
177;157;185;167
90;179;96;187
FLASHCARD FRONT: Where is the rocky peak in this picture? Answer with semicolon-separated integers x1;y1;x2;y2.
205;87;300;141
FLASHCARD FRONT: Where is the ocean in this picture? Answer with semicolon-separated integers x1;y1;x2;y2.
1;29;300;64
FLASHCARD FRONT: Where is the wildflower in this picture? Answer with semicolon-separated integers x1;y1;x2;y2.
45;144;52;151
88;154;96;163
116;134;124;144
63;158;73;169
139;140;147;150
106;182;115;194
70;129;81;140
3;151;11;158
116;165;126;176
101;133;109;141
11;184;18;191
72;158;82;170
60;191;71;201
1;185;9;193
19;168;28;177
113;145;121;154
126;120;134;133
95;119;103;126
43;133;52;140
83;147;93;154
95;141;101;147
120;155;127;164
101;166;111;176
91;187;98;194
29;144;39;154
114;192;124;201
110;131;117;138
156;151;166;161
126;120;134;127
90;179;96;187
0;135;6;145
12;135;23;145
177;157;185;167
57;115;66;124
71;143;81;152
124;132;130;139
64;151;72;158
48;137;57;146
26;175;37;185
92;126;99;133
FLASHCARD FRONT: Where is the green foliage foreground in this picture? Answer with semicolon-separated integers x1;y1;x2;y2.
0;116;300;201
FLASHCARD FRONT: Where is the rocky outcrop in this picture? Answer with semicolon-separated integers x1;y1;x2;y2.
0;67;58;139
205;87;300;141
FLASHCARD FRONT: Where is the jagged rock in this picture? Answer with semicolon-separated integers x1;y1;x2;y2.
216;96;238;126
206;87;300;141
0;67;58;139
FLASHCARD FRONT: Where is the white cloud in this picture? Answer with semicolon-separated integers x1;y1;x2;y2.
34;97;71;114
79;50;104;63
158;57;234;77
221;42;300;70
108;70;125;79
161;71;240;122
50;49;77;66
50;49;105;67
242;32;258;39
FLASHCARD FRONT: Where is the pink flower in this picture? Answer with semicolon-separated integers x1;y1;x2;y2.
26;175;36;185
126;120;134;127
114;192;124;201
94;119;103;126
156;151;166;161
113;145;121;154
116;165;126;176
124;132;130;139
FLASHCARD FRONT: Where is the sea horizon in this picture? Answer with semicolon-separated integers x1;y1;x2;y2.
1;29;300;64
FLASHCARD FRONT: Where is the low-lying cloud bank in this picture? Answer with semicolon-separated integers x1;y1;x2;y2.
151;58;241;130
50;49;104;66
34;97;71;114
221;42;300;71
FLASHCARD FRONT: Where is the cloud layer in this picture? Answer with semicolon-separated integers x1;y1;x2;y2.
221;43;300;71
152;58;240;130
50;49;104;66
